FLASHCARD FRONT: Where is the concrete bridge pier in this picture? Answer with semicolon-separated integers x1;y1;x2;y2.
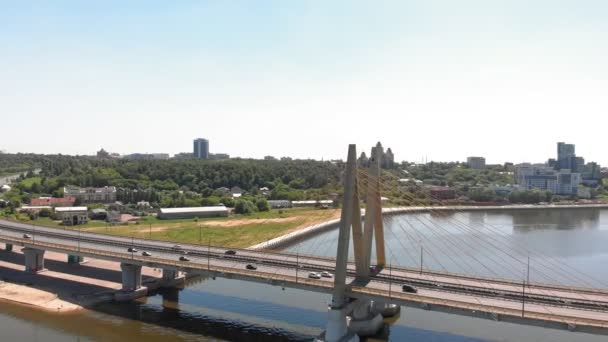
5;243;12;251
324;306;358;342
23;247;45;273
348;300;384;337
371;301;401;318
67;254;85;265
115;263;147;301
161;269;186;288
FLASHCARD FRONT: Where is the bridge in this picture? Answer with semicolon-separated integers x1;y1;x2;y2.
1;145;608;341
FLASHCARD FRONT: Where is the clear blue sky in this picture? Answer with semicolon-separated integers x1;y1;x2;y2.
2;1;608;165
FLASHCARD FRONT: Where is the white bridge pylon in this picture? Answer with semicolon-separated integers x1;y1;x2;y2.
324;144;393;342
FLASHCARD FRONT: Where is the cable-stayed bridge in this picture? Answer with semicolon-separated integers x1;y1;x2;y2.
1;144;608;342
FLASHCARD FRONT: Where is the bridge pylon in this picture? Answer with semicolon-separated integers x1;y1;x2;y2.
322;144;393;342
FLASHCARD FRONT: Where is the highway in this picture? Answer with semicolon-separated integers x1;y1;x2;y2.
1;218;608;333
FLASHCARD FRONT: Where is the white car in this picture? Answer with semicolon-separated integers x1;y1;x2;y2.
321;271;332;278
308;272;322;279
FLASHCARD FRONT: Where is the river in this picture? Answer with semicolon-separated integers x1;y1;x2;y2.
1;208;608;341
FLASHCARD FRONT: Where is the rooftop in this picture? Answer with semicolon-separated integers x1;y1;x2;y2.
55;207;88;212
159;206;228;214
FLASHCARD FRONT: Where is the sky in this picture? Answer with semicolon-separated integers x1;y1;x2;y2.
1;1;608;165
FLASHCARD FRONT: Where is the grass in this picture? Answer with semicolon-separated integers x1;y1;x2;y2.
18;177;42;188
31;208;340;248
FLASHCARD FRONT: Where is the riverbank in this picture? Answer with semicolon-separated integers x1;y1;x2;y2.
0;244;163;313
250;203;608;250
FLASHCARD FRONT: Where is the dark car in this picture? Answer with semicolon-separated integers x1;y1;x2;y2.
402;284;418;293
224;250;237;255
246;264;257;270
128;247;138;253
179;256;190;262
142;251;152;257
22;234;31;239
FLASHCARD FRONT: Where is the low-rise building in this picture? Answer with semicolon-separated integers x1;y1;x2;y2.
30;197;76;207
19;206;52;214
292;200;334;208
64;186;117;203
514;164;581;195
89;208;108;220
430;186;456;200
56;207;89;226
123;153;170;160
158;206;229;220
268;200;292;209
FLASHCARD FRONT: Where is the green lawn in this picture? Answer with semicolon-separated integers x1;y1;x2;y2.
30;208;339;248
18;177;42;188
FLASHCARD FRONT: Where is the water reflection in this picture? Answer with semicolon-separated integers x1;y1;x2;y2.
511;208;600;231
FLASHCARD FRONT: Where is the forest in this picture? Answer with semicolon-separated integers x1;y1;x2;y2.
0;153;343;208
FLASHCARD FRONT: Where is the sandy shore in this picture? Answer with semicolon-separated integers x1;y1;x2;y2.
0;243;163;313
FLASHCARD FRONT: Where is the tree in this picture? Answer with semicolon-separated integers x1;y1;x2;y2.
256;198;270;212
39;208;52;217
234;199;256;215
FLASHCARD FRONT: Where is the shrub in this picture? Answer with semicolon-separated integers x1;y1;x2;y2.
234;200;256;215
256;198;270;212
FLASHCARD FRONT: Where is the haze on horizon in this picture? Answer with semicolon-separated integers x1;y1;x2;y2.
2;1;607;165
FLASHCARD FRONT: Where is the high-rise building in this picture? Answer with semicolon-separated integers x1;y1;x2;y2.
557;142;576;171
467;157;486;170
193;138;209;159
367;142;396;169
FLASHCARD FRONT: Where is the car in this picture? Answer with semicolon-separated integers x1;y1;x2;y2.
128;247;138;253
224;250;237;255
369;265;377;274
246;264;257;270
319;204;330;210
179;256;190;262
308;272;322;279
22;234;31;239
402;284;418;293
321;271;333;278
142;251;152;257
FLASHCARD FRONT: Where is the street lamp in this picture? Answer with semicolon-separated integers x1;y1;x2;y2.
419;242;424;275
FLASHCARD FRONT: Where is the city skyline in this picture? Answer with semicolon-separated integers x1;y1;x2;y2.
2;1;608;164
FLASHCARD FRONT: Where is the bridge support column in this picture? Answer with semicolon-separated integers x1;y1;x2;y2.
161;269;186;288
67;254;85;265
115;263;147;301
23;247;45;273
5;243;12;251
324;306;358;342
348;300;384;337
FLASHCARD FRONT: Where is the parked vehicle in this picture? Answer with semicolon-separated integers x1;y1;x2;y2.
246;264;257;270
128;247;138;253
308;272;322;279
402;284;418;293
22;234;31;239
142;251;152;257
321;271;333;278
179;256;190;262
225;250;237;255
